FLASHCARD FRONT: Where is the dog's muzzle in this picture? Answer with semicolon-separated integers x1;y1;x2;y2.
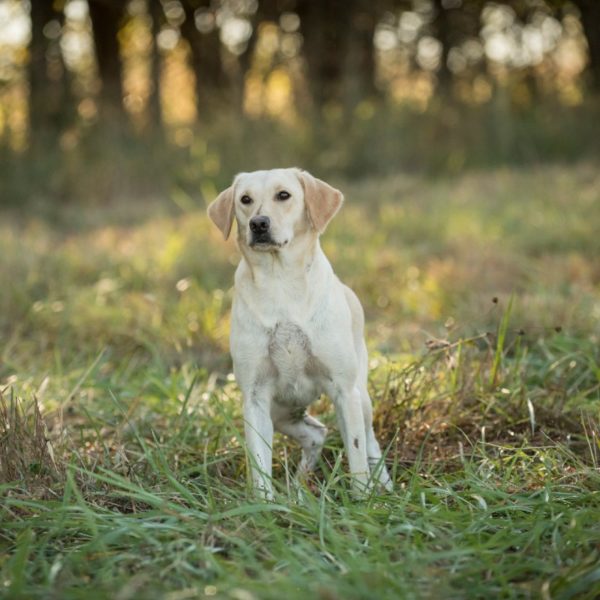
249;215;274;246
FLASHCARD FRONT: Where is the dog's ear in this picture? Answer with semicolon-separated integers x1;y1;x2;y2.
297;170;344;234
207;185;235;240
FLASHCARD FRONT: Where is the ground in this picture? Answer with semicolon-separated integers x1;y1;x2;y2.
1;163;599;599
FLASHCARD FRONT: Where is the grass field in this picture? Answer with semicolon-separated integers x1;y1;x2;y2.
1;162;600;599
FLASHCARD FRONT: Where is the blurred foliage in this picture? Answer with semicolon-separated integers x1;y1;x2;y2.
0;0;599;205
2;97;599;206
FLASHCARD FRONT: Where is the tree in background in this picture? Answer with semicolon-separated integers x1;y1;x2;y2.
430;0;484;95
28;0;73;147
574;0;600;90
88;0;126;122
147;0;164;127
180;0;229;116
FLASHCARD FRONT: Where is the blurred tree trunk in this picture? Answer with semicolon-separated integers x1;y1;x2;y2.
180;0;229;119
28;1;71;147
576;0;600;91
297;0;386;117
147;0;164;129
237;0;281;95
432;0;485;97
432;0;452;93
297;0;350;111
344;4;379;109
88;0;126;121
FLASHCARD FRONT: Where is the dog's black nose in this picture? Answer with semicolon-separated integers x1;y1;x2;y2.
250;216;270;233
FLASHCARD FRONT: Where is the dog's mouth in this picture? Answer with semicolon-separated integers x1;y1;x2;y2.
249;233;287;251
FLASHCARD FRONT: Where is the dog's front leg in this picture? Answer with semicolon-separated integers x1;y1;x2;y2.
243;391;274;499
332;386;370;495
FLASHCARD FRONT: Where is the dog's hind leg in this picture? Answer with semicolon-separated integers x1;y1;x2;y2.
276;414;328;477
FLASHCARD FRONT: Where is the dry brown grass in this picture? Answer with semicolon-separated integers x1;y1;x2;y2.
0;389;63;497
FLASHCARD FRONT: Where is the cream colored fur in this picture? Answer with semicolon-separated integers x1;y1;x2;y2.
208;168;392;498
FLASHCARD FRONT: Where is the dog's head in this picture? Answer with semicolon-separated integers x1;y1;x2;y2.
207;168;343;251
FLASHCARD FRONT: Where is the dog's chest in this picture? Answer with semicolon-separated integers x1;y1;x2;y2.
267;321;328;406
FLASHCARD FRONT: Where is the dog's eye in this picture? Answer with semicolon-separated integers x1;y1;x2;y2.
240;195;253;205
276;191;291;201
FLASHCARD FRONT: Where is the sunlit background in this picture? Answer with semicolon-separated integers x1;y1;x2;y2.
0;0;598;203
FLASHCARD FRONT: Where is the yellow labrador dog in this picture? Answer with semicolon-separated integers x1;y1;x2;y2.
208;168;392;497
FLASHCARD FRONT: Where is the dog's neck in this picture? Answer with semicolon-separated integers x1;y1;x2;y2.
236;231;332;304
